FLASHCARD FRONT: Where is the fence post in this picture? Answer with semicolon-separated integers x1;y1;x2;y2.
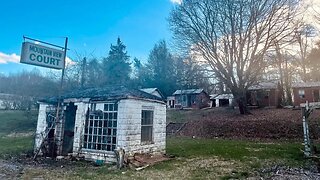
303;102;311;157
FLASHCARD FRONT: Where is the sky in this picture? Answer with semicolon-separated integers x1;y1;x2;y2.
0;0;182;75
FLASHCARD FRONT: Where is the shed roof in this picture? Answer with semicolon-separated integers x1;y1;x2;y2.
40;86;164;104
173;89;204;95
210;94;234;100
248;82;277;90
140;88;164;99
292;82;320;88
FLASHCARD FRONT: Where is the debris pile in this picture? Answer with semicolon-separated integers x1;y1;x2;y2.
125;153;171;170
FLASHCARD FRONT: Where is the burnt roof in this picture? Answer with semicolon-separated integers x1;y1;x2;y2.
40;86;164;104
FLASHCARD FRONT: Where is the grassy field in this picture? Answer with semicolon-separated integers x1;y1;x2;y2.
0;110;37;136
0;110;37;158
0;109;312;179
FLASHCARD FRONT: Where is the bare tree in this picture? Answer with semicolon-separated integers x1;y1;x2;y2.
293;24;317;82
169;0;299;114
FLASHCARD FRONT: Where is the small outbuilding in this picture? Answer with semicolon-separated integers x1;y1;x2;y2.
210;94;234;107
247;82;280;107
171;89;210;109
34;86;166;163
166;96;175;108
292;82;320;106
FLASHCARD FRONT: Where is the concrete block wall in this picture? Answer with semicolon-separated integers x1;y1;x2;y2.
66;98;165;162
117;99;166;156
73;102;89;153
34;103;49;153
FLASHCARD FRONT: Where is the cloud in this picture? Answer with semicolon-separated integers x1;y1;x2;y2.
170;0;182;5
66;57;76;67
0;51;75;70
0;52;20;64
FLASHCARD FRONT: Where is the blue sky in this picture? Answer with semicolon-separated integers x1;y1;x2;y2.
0;0;181;74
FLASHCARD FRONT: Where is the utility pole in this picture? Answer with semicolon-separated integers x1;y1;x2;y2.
81;57;86;89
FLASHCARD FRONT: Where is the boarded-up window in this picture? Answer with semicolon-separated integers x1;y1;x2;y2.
141;110;153;143
83;103;117;151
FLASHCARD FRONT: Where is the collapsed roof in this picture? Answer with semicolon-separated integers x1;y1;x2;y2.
39;86;165;104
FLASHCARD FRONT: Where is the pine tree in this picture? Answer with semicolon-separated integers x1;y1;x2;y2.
146;40;176;97
102;38;131;85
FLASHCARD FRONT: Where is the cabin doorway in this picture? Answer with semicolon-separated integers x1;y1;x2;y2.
62;102;77;155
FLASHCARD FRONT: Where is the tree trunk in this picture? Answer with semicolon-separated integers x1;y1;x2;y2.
236;96;250;115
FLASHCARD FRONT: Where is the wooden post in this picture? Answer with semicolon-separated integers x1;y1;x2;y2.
54;37;68;156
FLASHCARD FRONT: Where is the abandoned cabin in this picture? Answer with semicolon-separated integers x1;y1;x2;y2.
168;89;210;109
34;86;166;163
292;82;320;106
247;82;280;107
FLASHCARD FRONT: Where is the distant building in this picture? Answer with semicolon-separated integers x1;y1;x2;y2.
140;88;165;99
170;89;210;109
210;94;234;107
166;96;175;108
247;82;280;107
292;82;320;106
35;86;166;163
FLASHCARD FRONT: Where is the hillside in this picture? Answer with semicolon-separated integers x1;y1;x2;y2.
167;108;320;140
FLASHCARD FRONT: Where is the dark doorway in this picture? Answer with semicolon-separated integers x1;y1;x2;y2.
219;99;229;107
187;95;192;107
313;90;320;102
212;100;216;107
62;103;77;155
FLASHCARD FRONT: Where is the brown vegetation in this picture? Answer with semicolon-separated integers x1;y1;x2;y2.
176;108;320;139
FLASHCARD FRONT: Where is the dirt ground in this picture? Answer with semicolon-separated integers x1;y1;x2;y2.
177;108;320;140
1;156;320;180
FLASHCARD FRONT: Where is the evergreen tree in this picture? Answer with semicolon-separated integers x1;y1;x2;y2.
103;38;131;85
145;40;176;97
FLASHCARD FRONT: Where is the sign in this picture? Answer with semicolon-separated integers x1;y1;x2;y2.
20;42;65;69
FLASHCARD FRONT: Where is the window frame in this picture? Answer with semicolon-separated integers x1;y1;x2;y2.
83;102;118;152
299;89;305;99
141;109;154;144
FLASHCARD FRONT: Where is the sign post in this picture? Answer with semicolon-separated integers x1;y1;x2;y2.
21;36;68;157
54;37;68;156
20;42;65;69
